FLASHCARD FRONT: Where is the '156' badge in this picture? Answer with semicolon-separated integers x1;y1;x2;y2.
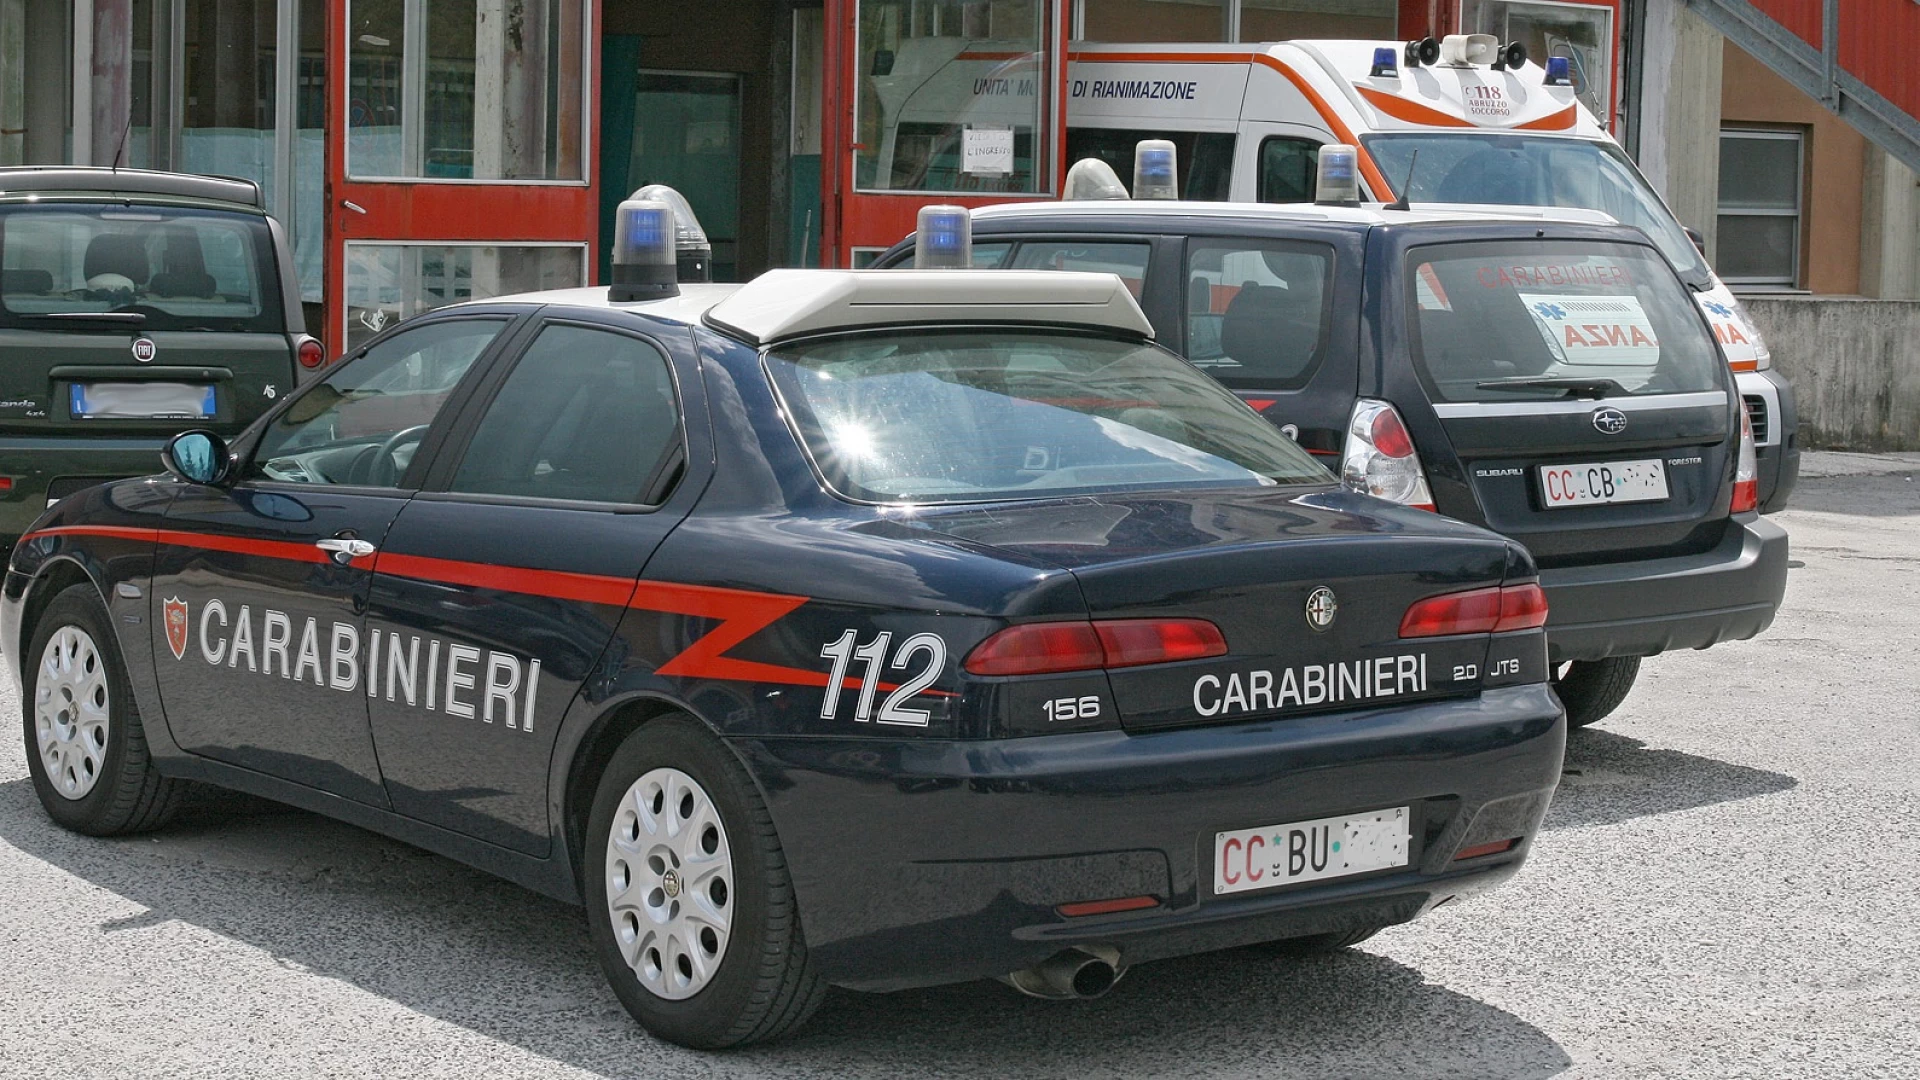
163;596;189;660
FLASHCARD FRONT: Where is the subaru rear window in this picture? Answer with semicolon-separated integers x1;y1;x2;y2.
1405;240;1725;403
767;329;1330;505
0;204;281;333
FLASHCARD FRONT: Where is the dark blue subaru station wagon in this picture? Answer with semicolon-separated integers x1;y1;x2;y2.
5;249;1564;1047
878;200;1790;730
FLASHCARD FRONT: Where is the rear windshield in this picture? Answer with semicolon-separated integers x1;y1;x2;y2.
1363;133;1711;283
767;329;1330;505
0;204;281;332
1406;240;1725;403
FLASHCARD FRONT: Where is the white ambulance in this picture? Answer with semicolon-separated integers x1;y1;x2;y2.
1060;37;1796;509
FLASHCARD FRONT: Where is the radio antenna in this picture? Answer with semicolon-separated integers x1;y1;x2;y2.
1383;150;1420;212
112;112;133;172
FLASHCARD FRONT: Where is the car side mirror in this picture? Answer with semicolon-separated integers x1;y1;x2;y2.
161;430;233;486
1683;225;1707;255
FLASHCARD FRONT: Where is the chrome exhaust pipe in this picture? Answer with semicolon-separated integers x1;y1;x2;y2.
1000;946;1125;1001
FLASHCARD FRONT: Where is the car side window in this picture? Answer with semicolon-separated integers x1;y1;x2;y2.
248;318;505;487
448;324;681;505
1185;239;1334;391
1258;138;1321;204
1008;241;1151;299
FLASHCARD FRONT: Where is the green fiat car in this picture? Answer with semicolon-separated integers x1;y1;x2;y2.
0;167;319;551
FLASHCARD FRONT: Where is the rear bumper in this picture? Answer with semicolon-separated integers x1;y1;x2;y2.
1542;516;1789;664
734;684;1566;992
0;436;166;548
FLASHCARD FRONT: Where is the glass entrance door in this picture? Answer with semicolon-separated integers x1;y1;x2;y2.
629;71;741;281
327;0;596;354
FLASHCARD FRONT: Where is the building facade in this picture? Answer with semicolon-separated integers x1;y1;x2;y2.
7;0;1915;451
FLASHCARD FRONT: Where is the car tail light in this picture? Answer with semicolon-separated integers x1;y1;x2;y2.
1341;399;1435;511
964;618;1227;676
1400;583;1548;638
1731;403;1759;514
296;336;327;370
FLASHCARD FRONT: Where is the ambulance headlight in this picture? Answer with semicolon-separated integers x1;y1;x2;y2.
1133;139;1178;200
633;183;711;284
609;198;677;302
1545;56;1572;86
914;205;972;269
1315;144;1360;207
1370;47;1399;78
1064;158;1129;201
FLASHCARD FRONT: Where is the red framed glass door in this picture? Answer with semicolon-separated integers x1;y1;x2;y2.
822;0;1072;267
323;0;600;355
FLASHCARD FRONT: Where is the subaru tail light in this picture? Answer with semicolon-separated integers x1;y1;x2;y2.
1341;399;1435;511
1731;403;1758;514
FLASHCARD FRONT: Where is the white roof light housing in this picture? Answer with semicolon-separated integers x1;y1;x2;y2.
632;183;712;283
704;270;1156;347
1063;158;1130;201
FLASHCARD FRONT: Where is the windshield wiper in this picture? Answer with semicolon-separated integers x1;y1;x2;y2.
1475;375;1627;399
25;311;147;325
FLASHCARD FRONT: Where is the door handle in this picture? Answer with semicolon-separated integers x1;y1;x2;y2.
315;537;376;563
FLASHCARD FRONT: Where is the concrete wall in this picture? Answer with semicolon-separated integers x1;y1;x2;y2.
1745;297;1920;451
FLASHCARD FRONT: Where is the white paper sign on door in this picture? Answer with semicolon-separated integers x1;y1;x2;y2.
962;127;1014;175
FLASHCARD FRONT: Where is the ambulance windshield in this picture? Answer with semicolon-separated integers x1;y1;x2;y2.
1363;134;1710;283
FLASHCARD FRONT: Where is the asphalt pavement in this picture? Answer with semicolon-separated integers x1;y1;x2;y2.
1;455;1915;1079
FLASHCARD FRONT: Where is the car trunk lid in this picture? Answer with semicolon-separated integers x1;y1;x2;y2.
915;486;1523;731
0;327;292;436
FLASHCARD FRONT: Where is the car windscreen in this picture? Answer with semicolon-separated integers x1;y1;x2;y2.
1405;240;1726;403
1363;133;1711;283
766;329;1331;505
0;204;281;332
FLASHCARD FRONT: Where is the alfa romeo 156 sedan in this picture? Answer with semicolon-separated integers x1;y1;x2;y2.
6;262;1564;1048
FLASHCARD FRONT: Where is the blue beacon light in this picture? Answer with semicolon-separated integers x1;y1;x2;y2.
1370;47;1399;78
609;198;677;302
1133;139;1178;200
915;205;972;269
1544;56;1572;86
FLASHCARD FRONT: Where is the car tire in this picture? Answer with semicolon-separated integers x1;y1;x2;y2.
585;716;826;1049
22;583;185;836
1553;656;1641;729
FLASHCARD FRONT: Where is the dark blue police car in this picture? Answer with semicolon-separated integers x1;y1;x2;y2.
5;233;1564;1047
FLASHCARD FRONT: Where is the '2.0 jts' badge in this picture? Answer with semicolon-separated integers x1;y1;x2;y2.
163;596;189;660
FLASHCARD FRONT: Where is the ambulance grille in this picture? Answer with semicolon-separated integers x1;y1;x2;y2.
1742;395;1768;443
